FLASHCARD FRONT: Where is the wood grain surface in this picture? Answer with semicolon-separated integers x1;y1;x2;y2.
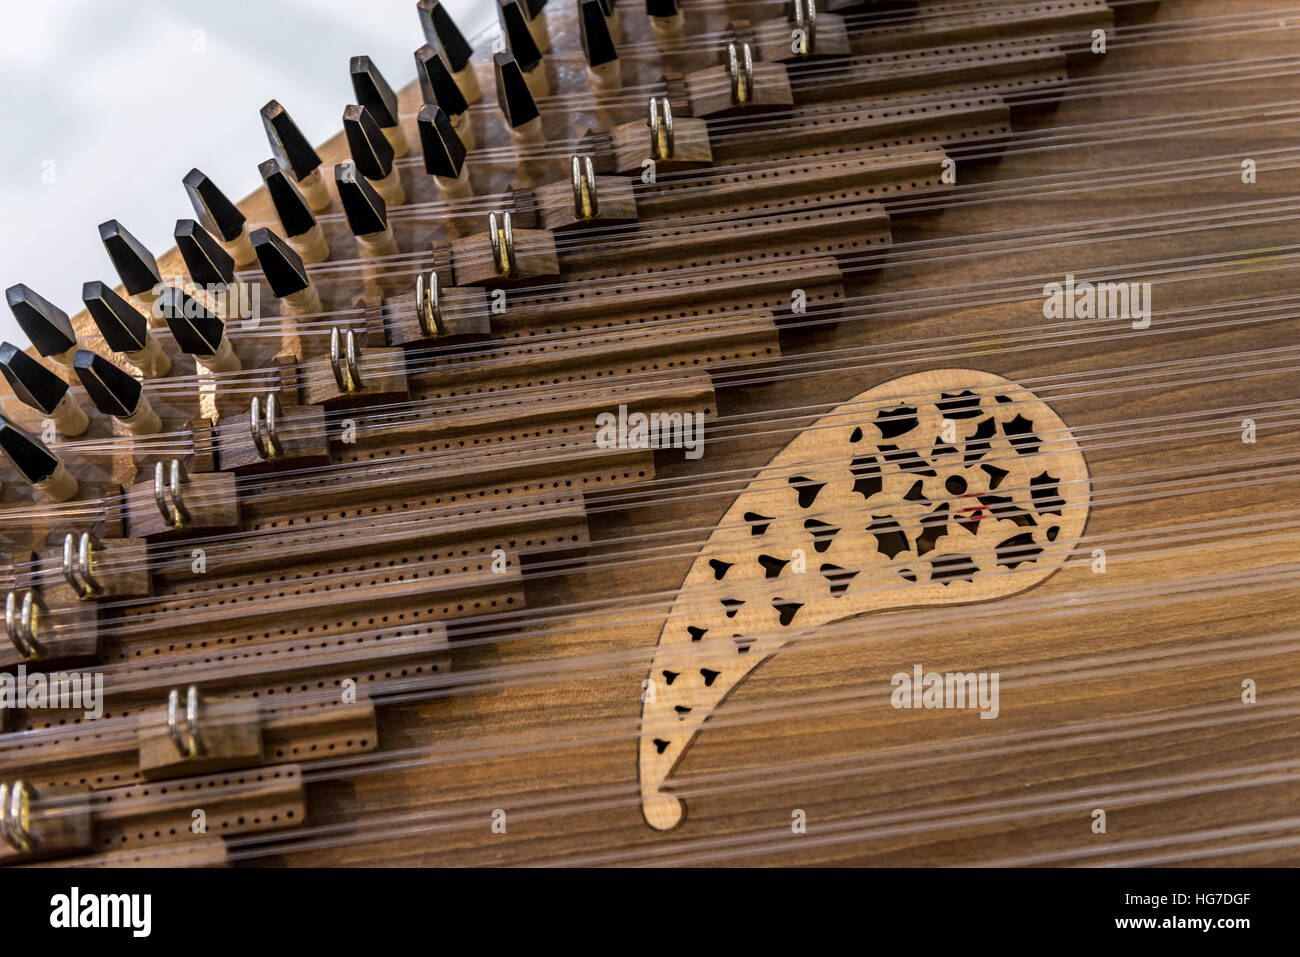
270;0;1300;867
1;0;1297;867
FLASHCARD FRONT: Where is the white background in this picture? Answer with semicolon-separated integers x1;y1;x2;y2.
0;0;495;345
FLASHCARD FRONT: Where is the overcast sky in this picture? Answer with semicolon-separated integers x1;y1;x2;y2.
0;0;495;345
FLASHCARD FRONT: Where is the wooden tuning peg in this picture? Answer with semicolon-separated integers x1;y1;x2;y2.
0;415;78;501
5;283;79;367
417;104;471;198
82;281;171;378
72;349;162;435
336;162;399;259
417;0;481;103
416;45;477;151
183;168;256;267
157;287;241;373
0;344;88;437
351;55;410;159
260;158;330;263
343;104;406;207
261;99;331;212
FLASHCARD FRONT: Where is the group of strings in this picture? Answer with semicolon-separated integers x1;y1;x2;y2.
4;0;1299;866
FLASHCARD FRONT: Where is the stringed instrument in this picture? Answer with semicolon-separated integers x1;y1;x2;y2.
1;0;1297;869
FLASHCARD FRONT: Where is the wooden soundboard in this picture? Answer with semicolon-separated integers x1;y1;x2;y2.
0;0;1297;869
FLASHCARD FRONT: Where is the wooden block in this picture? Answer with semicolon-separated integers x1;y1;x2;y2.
68;631;451;704
299;347;409;406
150;484;584;580
661;72;692;116
577;129;617;173
100;485;126;537
583;201;893;276
757;13;851;62
273;355;302;405
0;651;440;788
261;700;379;766
1;550;35;592
368;374;716;453
847;0;1110;58
0;787;92;865
708;95;1010;165
92;763;307;848
51;837;230;868
186;418;220;473
505;189;542;230
40;536;152;604
611;117;713;174
125;470;240;539
451;227;560;288
535;175;638;231
0;599;99;668
216;442;653;516
686;61;794;118
352;291;392;349
217;401;331;474
384;285;493;347
115;563;521;645
488;259;842;333
787;40;1066;106
137;694;263;780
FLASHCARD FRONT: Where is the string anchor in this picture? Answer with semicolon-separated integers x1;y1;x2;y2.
62;531;103;599
416;270;447;338
793;0;817;56
250;393;285;461
330;327;365;394
489;211;517;278
154;459;192;530
571;154;600;221
727;41;755;105
167;686;202;759
0;780;36;852
4;589;45;660
649;96;675;160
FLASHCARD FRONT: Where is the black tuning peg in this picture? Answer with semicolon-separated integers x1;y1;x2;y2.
498;0;548;96
157;287;241;372
417;0;478;99
261;99;331;211
5;284;78;366
343;105;406;206
98;220;162;305
579;0;620;86
72;349;161;434
336;163;397;258
259;158;329;263
523;0;552;54
175;220;255;345
0;415;78;500
415;45;476;150
183;168;255;266
351;56;410;158
82;281;171;378
175;219;236;289
417;104;471;196
0;343;87;436
494;51;542;142
251;228;322;315
646;0;684;44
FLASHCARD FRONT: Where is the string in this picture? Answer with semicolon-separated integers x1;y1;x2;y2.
5;0;1294;868
12;353;1299;603
9;542;1299;760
